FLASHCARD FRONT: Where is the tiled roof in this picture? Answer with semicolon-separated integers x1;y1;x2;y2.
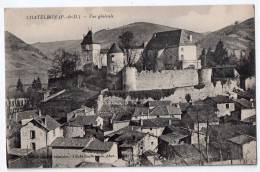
149;106;169;116
145;30;194;50
33;115;61;131
139;118;180;128
76;161;112;167
228;134;256;145
51;137;93;148
186;104;219;123
16;110;38;122
83;139;113;152
68;115;99;127
172;144;201;159
133;107;149;117
166;105;182;115
107;43;123;54
159;133;188;144
8;148;33;157
147;100;171;107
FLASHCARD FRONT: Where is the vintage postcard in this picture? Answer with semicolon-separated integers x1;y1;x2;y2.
5;5;256;168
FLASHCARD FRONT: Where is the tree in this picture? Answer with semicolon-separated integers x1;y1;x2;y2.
36;77;42;90
16;78;24;92
214;40;228;65
185;93;191;103
48;49;80;78
200;48;207;68
118;31;138;67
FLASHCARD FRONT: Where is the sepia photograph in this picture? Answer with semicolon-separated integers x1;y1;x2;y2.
4;5;256;168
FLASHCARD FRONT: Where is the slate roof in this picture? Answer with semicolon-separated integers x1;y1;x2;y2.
16;110;39;122
145;29;194;50
32;115;61;131
51;137;93;148
205;96;233;104
107;43;123;54
242;115;256;123
233;98;254;109
81;30;97;45
83;139;113;152
68;115;99;127
228;134;256;145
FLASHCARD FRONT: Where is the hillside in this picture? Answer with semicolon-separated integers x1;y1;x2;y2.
32;22;202;58
5;31;51;87
198;18;255;51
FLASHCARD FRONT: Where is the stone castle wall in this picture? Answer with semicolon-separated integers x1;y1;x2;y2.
99;79;239;108
124;67;204;91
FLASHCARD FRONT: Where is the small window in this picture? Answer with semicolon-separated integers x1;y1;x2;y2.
157;115;159;118
226;104;229;109
151;141;154;145
31;142;36;150
95;156;100;162
30;130;35;139
150;128;152;131
181;54;184;60
181;47;184;51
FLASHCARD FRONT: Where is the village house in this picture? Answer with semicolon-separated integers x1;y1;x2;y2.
66;105;95;121
233;98;255;121
40;89;99;123
228;134;256;164
182;104;219;145
132;104;182;121
14;109;39;124
82;138;118;164
106;126;149;165
204;96;235;119
63;115;104;138
20;115;63;150
51;137;95;167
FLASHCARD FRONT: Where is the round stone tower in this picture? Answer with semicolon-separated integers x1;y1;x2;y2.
124;67;137;91
198;68;212;85
107;43;125;75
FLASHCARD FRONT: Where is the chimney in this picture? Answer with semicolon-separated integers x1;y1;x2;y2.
250;99;254;108
169;119;172;126
38;109;42;117
189;34;192;42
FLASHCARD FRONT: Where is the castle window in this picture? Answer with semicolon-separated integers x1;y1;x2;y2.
30;130;35;139
226;104;229;109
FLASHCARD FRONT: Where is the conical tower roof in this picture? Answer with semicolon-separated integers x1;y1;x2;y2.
81;30;94;45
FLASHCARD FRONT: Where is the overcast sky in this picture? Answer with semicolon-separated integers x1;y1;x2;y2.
5;5;254;44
